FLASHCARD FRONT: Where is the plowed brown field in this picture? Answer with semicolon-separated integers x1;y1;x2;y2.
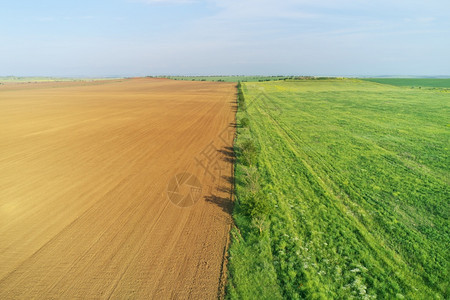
0;78;236;299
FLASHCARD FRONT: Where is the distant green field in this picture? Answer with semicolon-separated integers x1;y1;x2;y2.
228;79;449;299
362;78;450;88
163;75;293;82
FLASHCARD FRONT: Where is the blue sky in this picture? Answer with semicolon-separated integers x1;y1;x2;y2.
1;0;449;76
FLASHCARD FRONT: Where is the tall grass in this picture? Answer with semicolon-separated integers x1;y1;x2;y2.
227;79;449;299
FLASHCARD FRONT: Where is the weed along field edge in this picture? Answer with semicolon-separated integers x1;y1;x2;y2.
227;78;449;299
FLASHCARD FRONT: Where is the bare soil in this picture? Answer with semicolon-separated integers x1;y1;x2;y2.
0;78;236;299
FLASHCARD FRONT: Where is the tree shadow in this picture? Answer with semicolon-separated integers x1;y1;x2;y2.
217;146;235;164
204;194;233;214
203;145;236;214
216;184;233;194
218;146;234;157
221;174;233;185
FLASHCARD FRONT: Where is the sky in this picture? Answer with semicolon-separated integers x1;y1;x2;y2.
1;0;449;77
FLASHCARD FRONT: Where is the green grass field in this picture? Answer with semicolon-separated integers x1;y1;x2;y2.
228;79;449;299
362;78;450;88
